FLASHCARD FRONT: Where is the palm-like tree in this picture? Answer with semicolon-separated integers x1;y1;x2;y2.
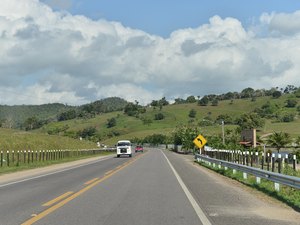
267;132;291;153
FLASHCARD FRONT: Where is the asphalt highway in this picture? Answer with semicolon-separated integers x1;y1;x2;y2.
0;148;299;225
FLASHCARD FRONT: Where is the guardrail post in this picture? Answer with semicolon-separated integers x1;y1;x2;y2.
12;150;15;165
256;177;261;184
17;151;20;166
278;154;281;173
255;152;259;167
293;155;297;171
250;152;253;167
27;150;30;164
274;183;280;192
261;152;264;170
23;150;26;164
267;153;270;171
271;153;275;172
283;154;288;169
7;151;9;167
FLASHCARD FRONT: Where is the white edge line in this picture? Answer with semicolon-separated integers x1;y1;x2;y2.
161;150;212;225
0;155;113;188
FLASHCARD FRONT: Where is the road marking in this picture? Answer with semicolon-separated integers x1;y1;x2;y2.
0;155;113;188
21;153;146;225
42;192;74;207
84;178;99;185
161;150;212;225
105;170;114;176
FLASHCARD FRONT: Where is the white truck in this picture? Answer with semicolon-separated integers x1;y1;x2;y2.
116;140;132;157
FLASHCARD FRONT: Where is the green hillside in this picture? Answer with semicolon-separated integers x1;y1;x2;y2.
0;103;74;128
40;94;300;146
0;128;97;151
0;89;299;149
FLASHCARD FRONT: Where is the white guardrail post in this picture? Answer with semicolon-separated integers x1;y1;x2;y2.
195;154;300;190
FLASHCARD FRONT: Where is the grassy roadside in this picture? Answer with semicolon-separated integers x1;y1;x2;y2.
196;160;300;211
0;151;114;176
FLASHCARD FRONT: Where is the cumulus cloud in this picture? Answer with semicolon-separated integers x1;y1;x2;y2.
260;11;300;35
0;0;299;106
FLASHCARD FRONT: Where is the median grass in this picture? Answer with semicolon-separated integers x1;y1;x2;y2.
196;160;300;211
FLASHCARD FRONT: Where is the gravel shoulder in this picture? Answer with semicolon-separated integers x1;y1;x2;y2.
168;151;300;224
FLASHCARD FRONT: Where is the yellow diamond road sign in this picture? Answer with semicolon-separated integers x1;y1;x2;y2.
193;134;207;148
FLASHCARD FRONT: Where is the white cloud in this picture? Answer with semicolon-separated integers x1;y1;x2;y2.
260;11;300;35
0;0;300;106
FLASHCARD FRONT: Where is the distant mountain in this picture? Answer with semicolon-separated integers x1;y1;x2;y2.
79;97;128;114
0;97;129;129
0;103;74;128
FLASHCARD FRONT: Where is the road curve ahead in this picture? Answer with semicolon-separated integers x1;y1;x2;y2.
1;148;299;225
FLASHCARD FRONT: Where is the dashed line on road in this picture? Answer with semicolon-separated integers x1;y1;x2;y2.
21;152;147;225
42;192;74;207
84;178;99;185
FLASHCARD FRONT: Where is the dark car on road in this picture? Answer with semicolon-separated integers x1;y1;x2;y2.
135;145;144;153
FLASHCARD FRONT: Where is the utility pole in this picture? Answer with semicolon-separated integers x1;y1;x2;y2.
222;120;225;145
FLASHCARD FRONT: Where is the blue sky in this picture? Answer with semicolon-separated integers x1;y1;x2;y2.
47;0;300;37
1;0;300;105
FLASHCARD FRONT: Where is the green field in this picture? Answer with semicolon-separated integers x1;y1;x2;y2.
0;128;97;151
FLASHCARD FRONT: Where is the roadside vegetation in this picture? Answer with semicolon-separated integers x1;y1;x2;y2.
197;160;300;211
0;85;299;167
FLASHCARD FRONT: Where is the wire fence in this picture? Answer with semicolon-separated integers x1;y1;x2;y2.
0;148;116;167
202;149;298;175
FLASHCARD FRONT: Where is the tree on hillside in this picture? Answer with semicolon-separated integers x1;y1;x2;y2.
198;96;209;106
285;99;297;108
58;110;77;121
124;102;139;116
211;99;218;106
241;87;255;98
188;109;197;118
267;131;291;153
174;98;185;104
23;116;39;130
186;95;196;103
272;90;282;98
236;113;265;130
107;117;117;128
172;125;200;153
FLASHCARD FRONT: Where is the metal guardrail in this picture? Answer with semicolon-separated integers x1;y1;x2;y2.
195;154;300;190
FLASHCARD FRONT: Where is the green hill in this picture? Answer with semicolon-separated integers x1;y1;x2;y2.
0;103;74;128
40;94;300;146
0;89;299;149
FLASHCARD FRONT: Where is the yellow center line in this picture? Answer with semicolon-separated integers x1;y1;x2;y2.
21;152;148;225
84;178;99;185
42;192;74;207
105;170;114;175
